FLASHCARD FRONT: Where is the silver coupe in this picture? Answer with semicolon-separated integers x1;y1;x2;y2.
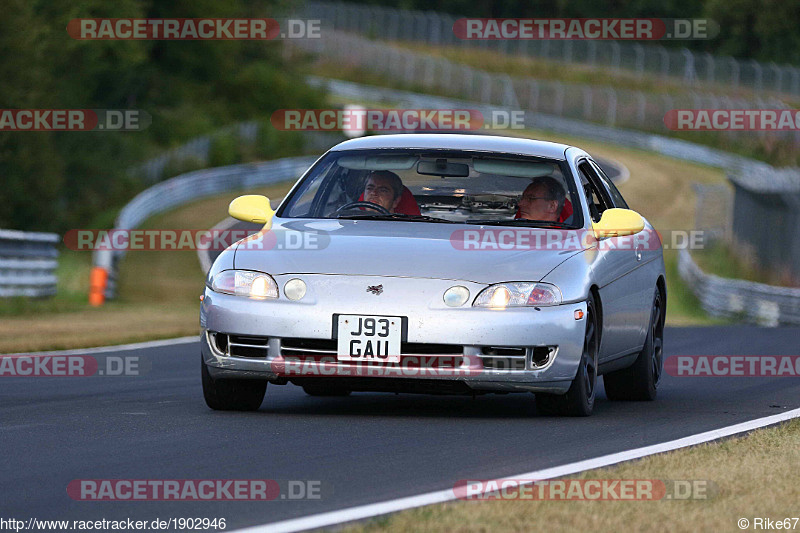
200;134;666;416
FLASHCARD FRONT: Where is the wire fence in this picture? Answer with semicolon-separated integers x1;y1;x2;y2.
289;31;800;148
0;230;59;298
302;1;800;99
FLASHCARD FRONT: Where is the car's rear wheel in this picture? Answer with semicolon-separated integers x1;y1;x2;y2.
603;288;664;401
536;294;598;417
302;383;352;396
201;357;267;411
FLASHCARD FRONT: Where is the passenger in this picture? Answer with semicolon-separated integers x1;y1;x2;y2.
517;176;566;222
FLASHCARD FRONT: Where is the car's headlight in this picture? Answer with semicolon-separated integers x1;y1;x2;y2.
211;270;278;299
473;282;562;308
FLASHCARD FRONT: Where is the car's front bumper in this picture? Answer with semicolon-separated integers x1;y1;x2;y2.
200;275;587;394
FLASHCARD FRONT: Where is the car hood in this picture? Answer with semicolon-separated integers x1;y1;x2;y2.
233;218;588;284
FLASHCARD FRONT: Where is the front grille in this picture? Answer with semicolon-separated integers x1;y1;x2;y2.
280;337;337;356
210;332;269;358
280;337;462;358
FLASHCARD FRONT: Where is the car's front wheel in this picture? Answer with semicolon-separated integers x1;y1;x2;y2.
603;287;664;401
536;294;599;417
201;357;267;411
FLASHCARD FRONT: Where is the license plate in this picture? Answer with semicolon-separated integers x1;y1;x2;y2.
337;315;402;363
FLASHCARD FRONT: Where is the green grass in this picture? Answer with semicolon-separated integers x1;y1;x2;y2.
0;182;294;353
663;250;726;326
299;46;800;167
693;241;798;287
396;41;800;107
0;247;92;317
343;418;800;533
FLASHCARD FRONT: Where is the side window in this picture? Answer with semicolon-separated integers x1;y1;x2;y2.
589;160;629;209
578;162;612;223
285;177;323;217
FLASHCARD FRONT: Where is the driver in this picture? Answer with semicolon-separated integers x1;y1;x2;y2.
518;176;566;222
363;170;403;213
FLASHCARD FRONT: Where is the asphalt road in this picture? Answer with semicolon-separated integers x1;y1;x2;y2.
2;327;799;530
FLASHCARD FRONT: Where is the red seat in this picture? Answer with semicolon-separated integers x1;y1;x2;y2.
357;186;421;215
514;197;573;223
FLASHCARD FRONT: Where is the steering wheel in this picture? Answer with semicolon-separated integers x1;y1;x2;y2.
335;201;391;215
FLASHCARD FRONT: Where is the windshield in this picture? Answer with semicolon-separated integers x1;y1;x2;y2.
278;149;583;228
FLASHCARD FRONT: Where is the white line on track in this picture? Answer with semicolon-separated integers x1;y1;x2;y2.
1;336;197;357
236;407;800;533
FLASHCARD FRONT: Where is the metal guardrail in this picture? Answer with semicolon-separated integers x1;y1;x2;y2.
678;249;800;326
0;230;59;298
289;31;799;147
302;1;800;99
94;156;319;300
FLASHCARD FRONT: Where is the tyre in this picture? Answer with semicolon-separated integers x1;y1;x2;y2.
603;288;664;401
536;293;599;417
201;356;267;411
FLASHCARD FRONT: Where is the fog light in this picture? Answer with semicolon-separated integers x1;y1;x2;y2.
443;286;470;307
284;278;307;301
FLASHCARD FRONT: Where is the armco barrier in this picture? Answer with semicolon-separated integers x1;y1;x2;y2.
678;249;800;326
0;230;59;298
93;156;319;301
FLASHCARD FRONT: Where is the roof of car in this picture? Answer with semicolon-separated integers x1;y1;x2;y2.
330;134;571;160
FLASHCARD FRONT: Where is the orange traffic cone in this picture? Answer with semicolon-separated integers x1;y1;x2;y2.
89;266;108;307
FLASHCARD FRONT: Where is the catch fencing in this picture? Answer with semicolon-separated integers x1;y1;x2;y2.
302;1;800;99
289;30;800;147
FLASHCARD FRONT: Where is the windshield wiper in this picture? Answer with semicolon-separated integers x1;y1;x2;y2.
336;213;457;223
467;219;573;228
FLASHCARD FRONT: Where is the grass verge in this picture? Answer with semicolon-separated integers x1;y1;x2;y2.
693;241;799;288
305;50;800;167
344;418;800;533
0;181;293;353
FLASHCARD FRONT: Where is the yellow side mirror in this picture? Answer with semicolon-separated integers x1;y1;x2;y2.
592;208;645;239
228;195;275;229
